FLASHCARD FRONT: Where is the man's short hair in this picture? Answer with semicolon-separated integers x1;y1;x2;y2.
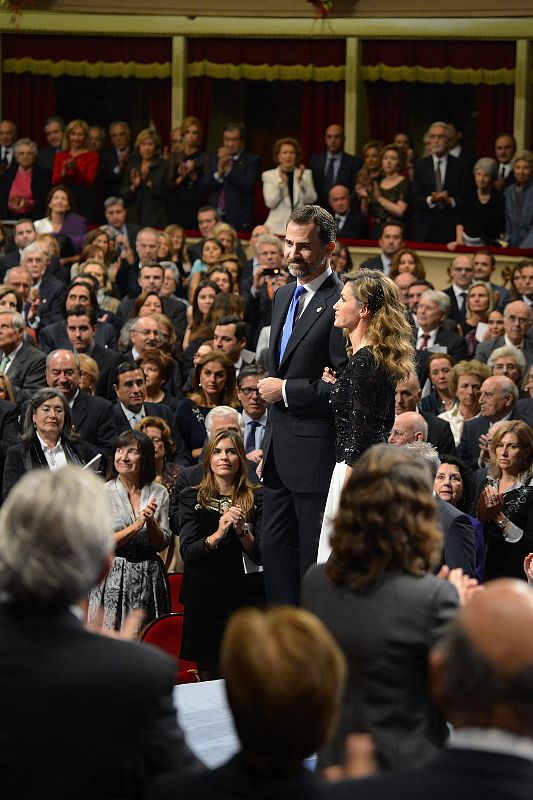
197;206;220;220
205;406;245;436
0;467;113;609
221;606;346;769
116;361;143;380
403;440;440;479
109;121;130;134
487;345;526;374
223;122;245;137
0;310;24;332
66;304;97;326
21;242;45;261
237;364;266;386
410;279;434;291
288;204;336;246
215;315;248;341
255;233;282;253
474;248;496;267
104;196;125;209
43;115;65;130
136;227;158;243
139;262;164;275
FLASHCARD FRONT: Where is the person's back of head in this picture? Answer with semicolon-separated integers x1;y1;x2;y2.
0;467;112;611
221;606;346;772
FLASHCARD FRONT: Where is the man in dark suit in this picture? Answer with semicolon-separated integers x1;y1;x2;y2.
494;132;516;191
358;222;404;273
115;227;160;299
0;218;37;280
258;205;347;605
392;376;456;456
103;194;139;256
37;115;65;176
458;375;531;469
309;124;362;209
415;289;467;366
213;315;255;377
116;262;187;342
475;300;533;366
0;466;202;799
0;310;46;402
200;124;261;231
472;249;510;311
328;184;368;239
65;305;122;400
0;397;20;450
21;242;64;330
45;349;116;456
442;254;474;327
324;580;533;800
412;121;469;243
112;361;190;466
99;122;132;198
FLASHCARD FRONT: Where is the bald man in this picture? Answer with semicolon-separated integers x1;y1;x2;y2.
388;411;428;445
309;124;362;209
325;579;533;800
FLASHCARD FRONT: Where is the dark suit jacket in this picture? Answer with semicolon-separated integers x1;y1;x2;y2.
336;205;369;239
421;410;456;457
0;161;50;220
475;335;533;368
436;495;476;577
38;271;65;329
416;328;468;383
309;150;362;208
148;752;322;800
262;272;347;494
443;285;467;327
0;604;201;800
116;294;187;341
7;341;47;402
323;747;533;800
0;399;20;451
459;405;533;469
37;145;60;176
89;341;123;400
39;318;117;354
71;391;116;456
112;401;191;467
0;249;21;281
412;154;468;243
200;150;261;231
359;254;386;271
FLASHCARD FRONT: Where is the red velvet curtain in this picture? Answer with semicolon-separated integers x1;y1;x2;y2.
187;38;345;68
362;40;515;70
186;76;215;136
144;78;172;140
3;73;56;145
366;81;409;146
478;84;514;156
3;34;171;63
301;80;345;159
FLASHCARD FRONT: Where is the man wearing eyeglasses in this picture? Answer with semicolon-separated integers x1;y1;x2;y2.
475;300;533;367
236;365;268;464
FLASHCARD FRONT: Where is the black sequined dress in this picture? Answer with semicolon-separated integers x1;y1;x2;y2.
317;347;396;562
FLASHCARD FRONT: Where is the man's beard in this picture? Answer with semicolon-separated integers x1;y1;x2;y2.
287;255;325;279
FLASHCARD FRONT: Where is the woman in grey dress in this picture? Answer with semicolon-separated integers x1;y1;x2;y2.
88;430;170;632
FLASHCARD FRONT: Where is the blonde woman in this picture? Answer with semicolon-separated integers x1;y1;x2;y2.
120;128;168;228
318;269;415;562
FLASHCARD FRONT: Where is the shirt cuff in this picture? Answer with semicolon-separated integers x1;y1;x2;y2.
504;520;523;543
281;379;288;407
426;196;437;208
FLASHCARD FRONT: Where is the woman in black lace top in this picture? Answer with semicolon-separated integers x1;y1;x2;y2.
317;269;415;562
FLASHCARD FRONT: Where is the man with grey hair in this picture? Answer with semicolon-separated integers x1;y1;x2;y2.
0;309;46;401
245;232;287;346
0;467;201;798
475;299;533;366
103;194;139;255
116;226;160;298
20;240;64;329
412;120;468;243
416;289;467;365
403;440;476;577
487;344;526;387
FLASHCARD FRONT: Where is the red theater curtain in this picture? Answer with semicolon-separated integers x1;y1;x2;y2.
3;73;56;145
301;80;345;159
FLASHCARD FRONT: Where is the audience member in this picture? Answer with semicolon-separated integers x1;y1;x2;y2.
438;359;491;446
236;364;267;463
358;144;409;238
475;300;533;366
0;138;50;221
358;222;403;273
328;184;368;239
472;249;510;310
262;137;317;234
120;128;168;228
504;150;533;247
52;119;99;222
0;309;46;402
310;122;362;208
393;372;456;455
494;131;516;189
37;115;65;176
443;254;474;327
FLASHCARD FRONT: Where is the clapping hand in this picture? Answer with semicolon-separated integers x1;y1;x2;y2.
322;367;337;384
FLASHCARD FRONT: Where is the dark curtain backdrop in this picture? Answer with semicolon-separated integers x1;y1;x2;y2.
362;40;516;70
366;81;409;146
186;76;215;135
3;73;56;144
301;80;345;158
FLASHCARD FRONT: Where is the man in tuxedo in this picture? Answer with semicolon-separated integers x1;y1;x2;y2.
328;184;368;239
45;349;116;455
200;124;261;231
0;466;201;799
412;121;468;243
309;123;362;209
37;115;65;176
0;218;37;279
324;579;533;800
65;305;122;400
358;222;403;273
443;254;474;327
0;310;46;402
258;205;347;605
475;300;533;366
494;132;516;191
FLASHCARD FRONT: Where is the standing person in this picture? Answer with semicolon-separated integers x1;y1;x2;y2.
258;205;347;605
51;119;99;223
88;429;171;632
317;270;414;563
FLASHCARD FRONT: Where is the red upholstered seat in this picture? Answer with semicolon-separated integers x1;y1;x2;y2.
167;571;185;613
139;613;199;684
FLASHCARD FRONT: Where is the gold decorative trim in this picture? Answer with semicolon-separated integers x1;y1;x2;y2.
360;63;516;85
185;60;345;81
3;56;171;79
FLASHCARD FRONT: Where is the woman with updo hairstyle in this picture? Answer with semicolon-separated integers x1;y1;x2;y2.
120;127;168;228
389;248;426;281
136;415;183;496
262;137;317;235
317;269;415;561
358;143;409;238
304;443;459;771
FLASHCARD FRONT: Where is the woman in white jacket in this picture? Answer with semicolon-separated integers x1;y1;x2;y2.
262;137;317;234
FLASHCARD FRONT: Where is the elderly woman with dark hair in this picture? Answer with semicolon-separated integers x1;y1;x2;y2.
449;157;505;249
2;387;97;498
137;349;177;408
136;415;183;497
88;429;171;632
303;444;459;772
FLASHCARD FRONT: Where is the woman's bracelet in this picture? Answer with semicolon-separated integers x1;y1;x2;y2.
496;514;508;532
204;535;218;551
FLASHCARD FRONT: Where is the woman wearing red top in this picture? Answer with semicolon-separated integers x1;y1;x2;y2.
52;119;99;223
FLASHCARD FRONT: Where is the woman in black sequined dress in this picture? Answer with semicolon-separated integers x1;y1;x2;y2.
317;269;415;562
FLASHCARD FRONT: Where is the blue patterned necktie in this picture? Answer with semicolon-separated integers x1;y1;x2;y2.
279;284;306;365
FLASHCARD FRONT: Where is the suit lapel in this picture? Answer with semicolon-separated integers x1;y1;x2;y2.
278;276;337;368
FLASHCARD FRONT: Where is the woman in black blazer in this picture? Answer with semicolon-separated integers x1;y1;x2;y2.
3;387;97;499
